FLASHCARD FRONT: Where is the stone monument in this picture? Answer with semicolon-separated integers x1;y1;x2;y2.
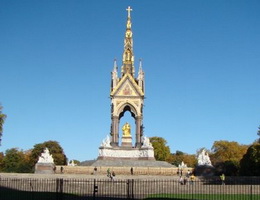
197;149;212;166
35;148;55;174
194;149;215;176
96;6;158;163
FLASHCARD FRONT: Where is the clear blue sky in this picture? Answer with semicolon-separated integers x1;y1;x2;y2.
1;0;259;162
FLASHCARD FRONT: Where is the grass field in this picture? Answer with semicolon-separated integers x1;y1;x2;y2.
146;193;260;200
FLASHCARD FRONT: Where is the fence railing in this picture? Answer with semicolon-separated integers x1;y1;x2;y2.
0;176;259;200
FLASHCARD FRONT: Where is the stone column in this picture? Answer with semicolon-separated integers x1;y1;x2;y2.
135;116;142;147
111;116;119;147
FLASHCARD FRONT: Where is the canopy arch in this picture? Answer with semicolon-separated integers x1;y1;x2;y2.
118;103;137;120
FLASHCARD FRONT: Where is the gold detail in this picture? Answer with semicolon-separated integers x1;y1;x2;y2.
122;122;131;137
126;6;132;18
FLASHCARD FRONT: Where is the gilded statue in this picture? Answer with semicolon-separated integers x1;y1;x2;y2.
122;122;131;137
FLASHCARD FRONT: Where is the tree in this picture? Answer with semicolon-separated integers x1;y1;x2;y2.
2;148;31;173
0;152;4;171
170;150;197;167
30;140;67;167
211;140;248;175
0;105;7;145
149;137;171;161
240;143;260;176
257;125;260;143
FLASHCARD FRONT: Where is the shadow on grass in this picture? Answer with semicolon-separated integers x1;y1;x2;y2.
0;186;129;200
145;196;201;200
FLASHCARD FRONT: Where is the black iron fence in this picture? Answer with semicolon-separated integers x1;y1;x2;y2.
0;176;259;200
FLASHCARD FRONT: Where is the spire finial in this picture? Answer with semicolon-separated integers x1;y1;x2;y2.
126;6;132;18
122;6;134;76
139;58;142;69
113;58;118;70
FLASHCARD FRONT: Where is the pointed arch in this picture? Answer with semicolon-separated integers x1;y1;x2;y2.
117;103;137;120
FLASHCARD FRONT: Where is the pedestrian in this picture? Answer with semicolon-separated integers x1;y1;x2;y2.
60;166;64;174
186;169;191;178
93;167;97;175
183;177;187;185
179;176;184;185
190;174;195;185
53;166;56;174
111;171;116;181
130;167;133;175
107;168;111;178
220;173;225;185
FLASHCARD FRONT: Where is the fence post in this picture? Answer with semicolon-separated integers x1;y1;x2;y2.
56;178;59;200
56;178;63;200
127;179;130;199
250;184;253;200
191;180;194;200
131;179;134;199
93;179;98;200
60;178;63;200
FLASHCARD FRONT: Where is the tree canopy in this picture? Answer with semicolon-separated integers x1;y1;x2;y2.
210;140;248;175
170;150;197;167
257;125;260;143
30;140;67;166
1;148;31;173
149;137;171;161
240;143;260;176
0;105;7;145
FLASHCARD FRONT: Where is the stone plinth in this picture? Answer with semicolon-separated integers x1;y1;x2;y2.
121;136;132;147
98;146;155;160
35;163;55;174
194;165;215;176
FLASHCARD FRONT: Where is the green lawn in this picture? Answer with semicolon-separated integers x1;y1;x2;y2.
146;193;260;200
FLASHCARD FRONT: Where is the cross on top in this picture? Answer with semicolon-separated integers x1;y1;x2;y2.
126;6;132;18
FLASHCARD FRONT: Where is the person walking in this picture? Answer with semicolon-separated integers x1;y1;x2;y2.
190;174;195;185
130;167;134;175
220;173;225;185
107;168;111;178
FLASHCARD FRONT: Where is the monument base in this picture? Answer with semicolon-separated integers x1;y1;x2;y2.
98;146;155;160
194;165;215;176
91;159;173;167
35;163;55;174
121;136;132;148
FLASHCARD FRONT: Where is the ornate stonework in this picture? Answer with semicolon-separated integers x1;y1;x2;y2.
37;148;54;164
98;6;154;161
35;148;55;174
197;149;212;166
98;147;154;160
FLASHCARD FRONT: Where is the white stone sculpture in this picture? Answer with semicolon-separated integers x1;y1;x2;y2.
98;148;154;158
141;136;153;148
100;135;112;148
197;149;212;166
68;160;76;166
37;148;54;164
178;161;187;168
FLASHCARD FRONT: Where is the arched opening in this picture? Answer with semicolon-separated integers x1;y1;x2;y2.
119;111;135;146
118;105;136;147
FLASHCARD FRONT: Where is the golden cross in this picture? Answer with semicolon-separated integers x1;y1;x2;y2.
126;6;132;18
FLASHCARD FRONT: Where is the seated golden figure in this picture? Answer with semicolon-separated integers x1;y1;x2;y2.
122;122;131;137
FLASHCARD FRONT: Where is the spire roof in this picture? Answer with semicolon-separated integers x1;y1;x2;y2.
121;6;134;76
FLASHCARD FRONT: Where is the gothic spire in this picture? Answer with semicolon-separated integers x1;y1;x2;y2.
121;6;135;77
